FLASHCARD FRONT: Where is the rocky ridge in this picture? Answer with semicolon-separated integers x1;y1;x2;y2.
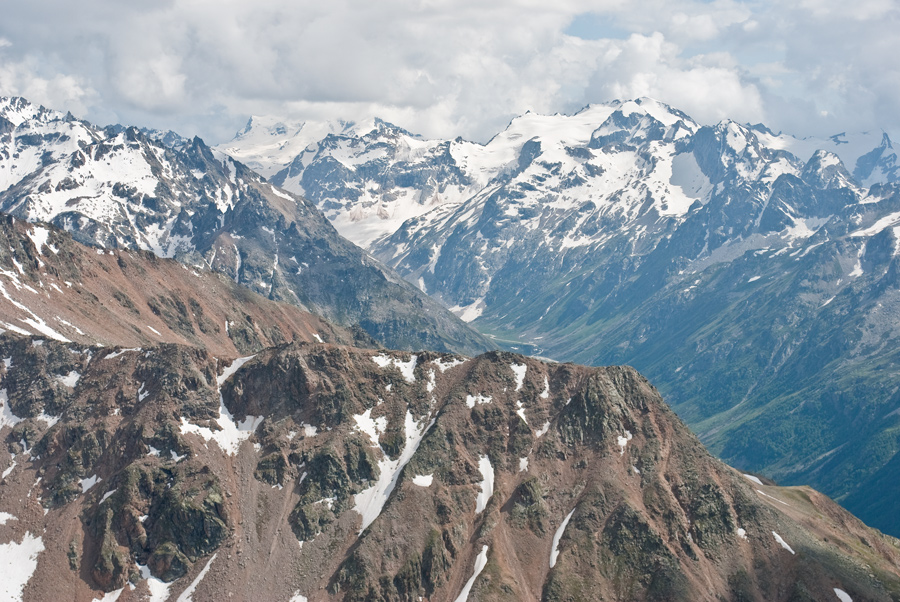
0;96;493;356
1;337;899;601
220;99;899;251
0;214;366;355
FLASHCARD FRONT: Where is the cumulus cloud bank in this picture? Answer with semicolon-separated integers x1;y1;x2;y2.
0;0;896;143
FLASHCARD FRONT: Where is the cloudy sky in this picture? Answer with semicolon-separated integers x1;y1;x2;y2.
1;0;897;144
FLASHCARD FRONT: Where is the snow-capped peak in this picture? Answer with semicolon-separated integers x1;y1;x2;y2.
221;115;383;178
0;96;59;128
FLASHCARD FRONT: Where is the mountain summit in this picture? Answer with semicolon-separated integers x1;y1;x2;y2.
0;96;493;356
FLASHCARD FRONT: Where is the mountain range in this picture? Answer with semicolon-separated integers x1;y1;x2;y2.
221;99;900;537
2;95;900;600
0;96;491;356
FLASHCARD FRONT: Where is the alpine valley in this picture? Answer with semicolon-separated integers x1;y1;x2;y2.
222;98;900;538
0;96;900;602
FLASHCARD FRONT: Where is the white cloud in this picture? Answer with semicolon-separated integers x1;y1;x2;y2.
0;54;99;119
0;0;897;143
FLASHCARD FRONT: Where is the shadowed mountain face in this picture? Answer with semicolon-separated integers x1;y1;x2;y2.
0;96;493;356
1;338;898;601
221;99;900;537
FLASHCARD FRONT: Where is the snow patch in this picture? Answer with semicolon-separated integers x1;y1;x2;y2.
179;356;262;456
742;473;763;485
834;588;853;602
432;357;466;372
100;489;116;504
354;408;388;445
138;564;172;602
81;474;101;493
36;411;60;428
519;457;528;472
354;410;434;534
0;389;23;431
510;362;527;391
449;298;485;322
26;226;53;256
737;527;747;540
756;489;791;506
175;553;217;602
534;421;551;438
56;370;80;388
771;531;795;554
465;394;492;408
412;474;433;487
104;348;140;359
0;512;15;525
314;497;336;510
515;401;528;424
550;509;576;568
372;353;417;383
475;455;494;513
453;545;489;602
0;280;71;342
617;430;633;455
0;532;44;602
539;376;550;399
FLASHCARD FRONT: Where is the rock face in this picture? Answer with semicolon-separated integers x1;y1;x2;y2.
0;96;493;356
1;337;898;601
223;98;900;537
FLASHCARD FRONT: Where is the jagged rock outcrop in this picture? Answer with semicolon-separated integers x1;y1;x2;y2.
1;337;898;601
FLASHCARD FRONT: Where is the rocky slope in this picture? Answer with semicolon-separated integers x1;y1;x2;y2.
0;96;492;355
223;99;900;536
1;337;899;601
0;214;366;355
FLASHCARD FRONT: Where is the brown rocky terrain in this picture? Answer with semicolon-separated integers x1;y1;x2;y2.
1;337;898;601
0;215;368;355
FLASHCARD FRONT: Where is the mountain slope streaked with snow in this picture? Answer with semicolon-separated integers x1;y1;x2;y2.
0;96;493;356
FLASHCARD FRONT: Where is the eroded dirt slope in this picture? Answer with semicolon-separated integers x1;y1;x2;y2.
0;216;365;354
